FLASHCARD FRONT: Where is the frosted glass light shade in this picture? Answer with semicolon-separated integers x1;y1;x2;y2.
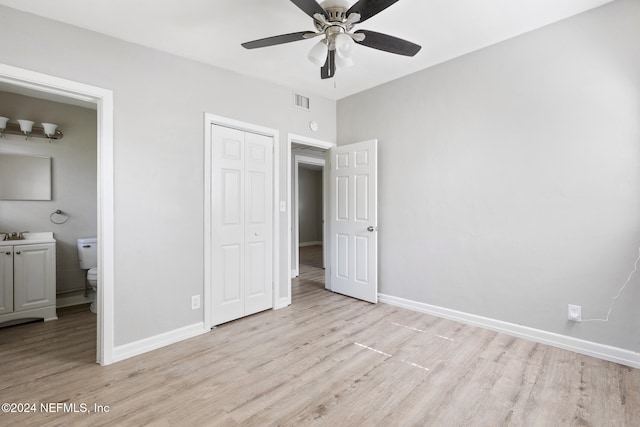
308;40;328;66
42;123;58;137
0;116;8;130
335;54;354;69
17;119;34;134
335;33;355;58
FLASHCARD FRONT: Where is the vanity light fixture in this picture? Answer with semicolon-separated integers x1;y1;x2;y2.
0;118;63;141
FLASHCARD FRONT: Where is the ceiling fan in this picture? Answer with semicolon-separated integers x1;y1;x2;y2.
241;0;421;79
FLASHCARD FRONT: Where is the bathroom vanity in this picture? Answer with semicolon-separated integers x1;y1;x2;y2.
0;232;57;324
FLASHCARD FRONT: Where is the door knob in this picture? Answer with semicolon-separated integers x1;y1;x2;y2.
15;251;21;255
367;226;376;232
5;252;10;255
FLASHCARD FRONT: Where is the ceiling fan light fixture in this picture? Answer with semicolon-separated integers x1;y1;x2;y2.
308;40;329;66
335;32;355;58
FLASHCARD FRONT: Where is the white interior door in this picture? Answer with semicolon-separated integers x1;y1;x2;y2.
329;139;378;303
211;125;273;326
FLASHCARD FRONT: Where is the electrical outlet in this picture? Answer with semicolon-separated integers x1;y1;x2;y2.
191;295;200;310
568;304;581;322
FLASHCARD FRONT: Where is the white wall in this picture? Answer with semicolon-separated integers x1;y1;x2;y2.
338;0;640;352
0;91;97;295
0;5;337;347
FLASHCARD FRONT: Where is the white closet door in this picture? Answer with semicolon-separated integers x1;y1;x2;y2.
244;132;273;316
212;125;245;325
211;125;273;326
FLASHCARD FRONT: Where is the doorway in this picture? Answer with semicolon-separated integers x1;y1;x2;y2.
0;63;114;365
289;137;379;306
287;134;335;304
293;155;326;278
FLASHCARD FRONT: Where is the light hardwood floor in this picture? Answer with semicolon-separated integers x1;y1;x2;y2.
1;245;638;426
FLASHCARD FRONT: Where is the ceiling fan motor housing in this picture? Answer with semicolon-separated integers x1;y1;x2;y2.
324;6;348;22
314;1;359;50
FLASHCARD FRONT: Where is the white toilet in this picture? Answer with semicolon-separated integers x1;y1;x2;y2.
77;237;98;313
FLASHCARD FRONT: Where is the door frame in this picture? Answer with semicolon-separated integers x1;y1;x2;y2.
0;63;115;365
204;113;280;327
287;134;335;304
293;155;326;278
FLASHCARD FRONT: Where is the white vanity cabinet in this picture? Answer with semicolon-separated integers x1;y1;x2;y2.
0;232;57;324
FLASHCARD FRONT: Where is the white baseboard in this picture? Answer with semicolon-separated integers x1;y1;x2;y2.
112;322;208;363
274;297;290;310
299;241;322;247
291;269;298;278
378;293;640;369
56;290;93;308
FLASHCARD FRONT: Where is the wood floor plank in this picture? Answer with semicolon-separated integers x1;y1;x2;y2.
1;245;638;426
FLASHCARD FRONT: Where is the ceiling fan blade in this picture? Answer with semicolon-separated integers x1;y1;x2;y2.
346;0;400;23
241;31;311;49
354;30;421;56
321;50;336;79
291;0;328;19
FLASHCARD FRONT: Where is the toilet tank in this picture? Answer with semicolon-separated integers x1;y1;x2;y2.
77;237;98;269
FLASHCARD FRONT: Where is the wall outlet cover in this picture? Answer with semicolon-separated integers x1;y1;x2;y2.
568;304;582;322
191;295;201;310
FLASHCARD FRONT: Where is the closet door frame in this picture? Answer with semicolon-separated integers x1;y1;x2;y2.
204;113;280;329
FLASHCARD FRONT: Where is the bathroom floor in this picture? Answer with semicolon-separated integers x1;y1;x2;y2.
0;303;96;364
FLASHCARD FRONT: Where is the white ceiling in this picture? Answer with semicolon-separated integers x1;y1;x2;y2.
0;0;613;100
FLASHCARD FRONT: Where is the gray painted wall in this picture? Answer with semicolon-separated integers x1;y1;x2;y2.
338;0;640;351
298;167;323;244
0;5;337;346
0;91;97;294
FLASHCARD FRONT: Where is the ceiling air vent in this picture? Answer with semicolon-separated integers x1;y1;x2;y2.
293;93;310;111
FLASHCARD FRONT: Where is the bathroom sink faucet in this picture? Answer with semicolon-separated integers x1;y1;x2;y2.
1;231;28;241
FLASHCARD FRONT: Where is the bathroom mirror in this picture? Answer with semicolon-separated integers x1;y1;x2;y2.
0;153;52;200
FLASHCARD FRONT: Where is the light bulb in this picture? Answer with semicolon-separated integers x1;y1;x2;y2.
335;33;356;59
308;40;329;67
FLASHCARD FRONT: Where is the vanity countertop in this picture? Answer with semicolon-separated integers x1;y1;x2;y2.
0;232;56;247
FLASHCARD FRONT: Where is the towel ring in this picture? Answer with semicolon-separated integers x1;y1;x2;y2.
50;209;69;225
